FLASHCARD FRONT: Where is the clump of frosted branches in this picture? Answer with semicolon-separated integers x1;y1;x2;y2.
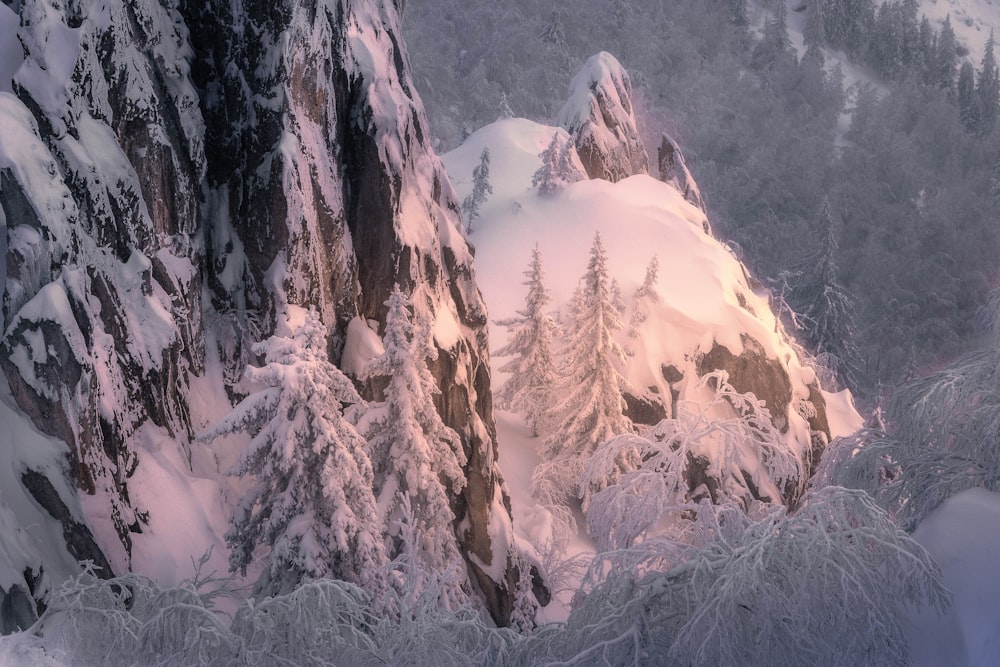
516;487;949;666
817;288;1000;531
580;370;802;550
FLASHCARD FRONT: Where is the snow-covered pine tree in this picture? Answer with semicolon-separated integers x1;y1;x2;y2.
533;232;633;505
752;2;793;73
958;62;978;131
935;15;958;89
199;309;386;596
628;255;660;338
498;92;515;119
540;10;566;47
791;198;860;391
976;32;999;134
532;135;562;196
495;245;562;437
361;286;467;602
557;138;585;185
533;134;583;196
462;148;493;232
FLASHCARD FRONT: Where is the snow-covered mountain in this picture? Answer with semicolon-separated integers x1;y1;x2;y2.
0;0;522;628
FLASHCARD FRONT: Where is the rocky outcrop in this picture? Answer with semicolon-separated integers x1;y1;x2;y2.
183;0;523;624
557;52;648;183
1;0;525;626
1;0;206;569
696;334;830;505
657;132;706;213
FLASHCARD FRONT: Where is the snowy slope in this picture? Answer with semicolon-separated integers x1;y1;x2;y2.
446;115;862;623
921;0;1000;65
445;118;861;443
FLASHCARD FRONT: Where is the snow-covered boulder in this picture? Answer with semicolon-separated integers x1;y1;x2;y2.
445;119;862;511
557;52;649;183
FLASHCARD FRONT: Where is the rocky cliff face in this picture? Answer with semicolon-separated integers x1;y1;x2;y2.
557;52;648;183
1;0;519;627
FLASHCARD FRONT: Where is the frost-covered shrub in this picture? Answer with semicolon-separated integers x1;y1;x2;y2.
817;289;1000;531
581;370;801;550
517;487;949;666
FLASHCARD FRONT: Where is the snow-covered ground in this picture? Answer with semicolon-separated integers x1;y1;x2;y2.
907;488;1000;666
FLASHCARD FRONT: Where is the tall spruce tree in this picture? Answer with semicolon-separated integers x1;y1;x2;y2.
462;147;493;231
533;232;633;504
200;309;387;596
495;246;562;437
361;286;467;600
976;32;1000;134
628;255;660;338
935;15;958;89
791;199;860;391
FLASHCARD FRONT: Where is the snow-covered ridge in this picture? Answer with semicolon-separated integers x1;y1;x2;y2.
445;116;861;512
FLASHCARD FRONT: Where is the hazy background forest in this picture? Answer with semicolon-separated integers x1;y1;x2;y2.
404;0;1000;402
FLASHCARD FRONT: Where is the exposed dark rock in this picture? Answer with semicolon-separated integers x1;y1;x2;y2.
657;132;707;216
697;335;794;434
0;583;36;634
623;390;668;425
20;469;113;576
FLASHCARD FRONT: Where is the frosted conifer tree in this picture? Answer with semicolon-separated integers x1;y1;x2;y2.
557;139;585;185
199;309;386;596
361;286;467;601
533;135;583;195
791;198;860;391
498;92;515;119
532;135;562;195
628;255;660;338
533;232;633;505
495;246;562;437
976;32;999;134
462;148;493;232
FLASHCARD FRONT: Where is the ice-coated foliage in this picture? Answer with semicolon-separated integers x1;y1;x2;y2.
1;488;947;666
580;371;801;551
199;309;386;596
361;287;467;605
816;290;1000;531
516;487;948;666
626;255;659;338
495;246;562;438
533;232;633;505
0;557;519;666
